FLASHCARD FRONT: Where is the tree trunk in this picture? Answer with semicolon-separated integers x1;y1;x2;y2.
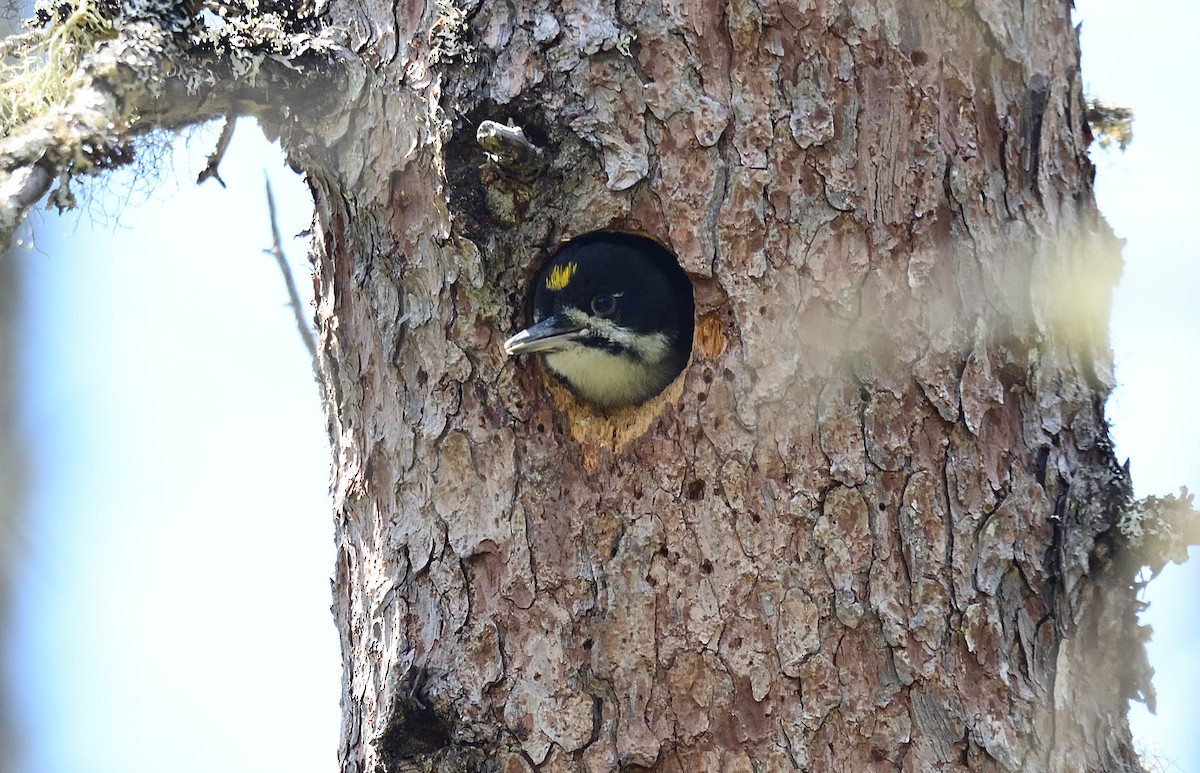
305;1;1143;771
0;247;20;773
0;0;1151;770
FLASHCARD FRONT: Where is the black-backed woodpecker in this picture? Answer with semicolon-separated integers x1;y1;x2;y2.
503;233;694;409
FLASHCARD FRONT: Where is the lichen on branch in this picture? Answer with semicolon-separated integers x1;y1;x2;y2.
0;0;346;247
1086;97;1134;151
0;0;118;136
1118;487;1198;576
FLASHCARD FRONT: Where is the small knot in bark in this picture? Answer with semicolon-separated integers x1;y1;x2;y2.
476;120;545;182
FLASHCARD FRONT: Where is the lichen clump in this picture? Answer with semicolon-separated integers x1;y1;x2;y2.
0;0;118;135
1118;487;1195;574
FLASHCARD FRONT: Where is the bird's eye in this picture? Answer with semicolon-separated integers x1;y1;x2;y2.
591;295;617;317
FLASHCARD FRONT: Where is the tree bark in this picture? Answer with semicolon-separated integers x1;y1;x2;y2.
0;0;1156;770
304;1;1143;771
0;246;20;773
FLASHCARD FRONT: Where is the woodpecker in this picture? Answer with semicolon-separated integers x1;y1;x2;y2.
503;233;694;409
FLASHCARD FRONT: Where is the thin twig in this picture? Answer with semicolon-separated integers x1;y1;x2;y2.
196;118;236;187
264;175;318;367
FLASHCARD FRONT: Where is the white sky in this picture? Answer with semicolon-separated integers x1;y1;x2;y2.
8;124;340;772
1078;1;1200;770
5;2;1199;770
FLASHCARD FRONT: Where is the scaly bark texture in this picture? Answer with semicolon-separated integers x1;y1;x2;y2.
307;1;1143;771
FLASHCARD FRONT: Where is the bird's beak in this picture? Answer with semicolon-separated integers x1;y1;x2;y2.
503;314;585;356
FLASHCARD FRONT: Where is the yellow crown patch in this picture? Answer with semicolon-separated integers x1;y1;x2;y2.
545;261;578;291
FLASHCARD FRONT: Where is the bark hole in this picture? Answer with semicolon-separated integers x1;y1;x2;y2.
375;678;452;769
517;231;695;412
1023;75;1051;182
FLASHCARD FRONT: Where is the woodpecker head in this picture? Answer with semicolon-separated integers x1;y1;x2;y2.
503;233;694;409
